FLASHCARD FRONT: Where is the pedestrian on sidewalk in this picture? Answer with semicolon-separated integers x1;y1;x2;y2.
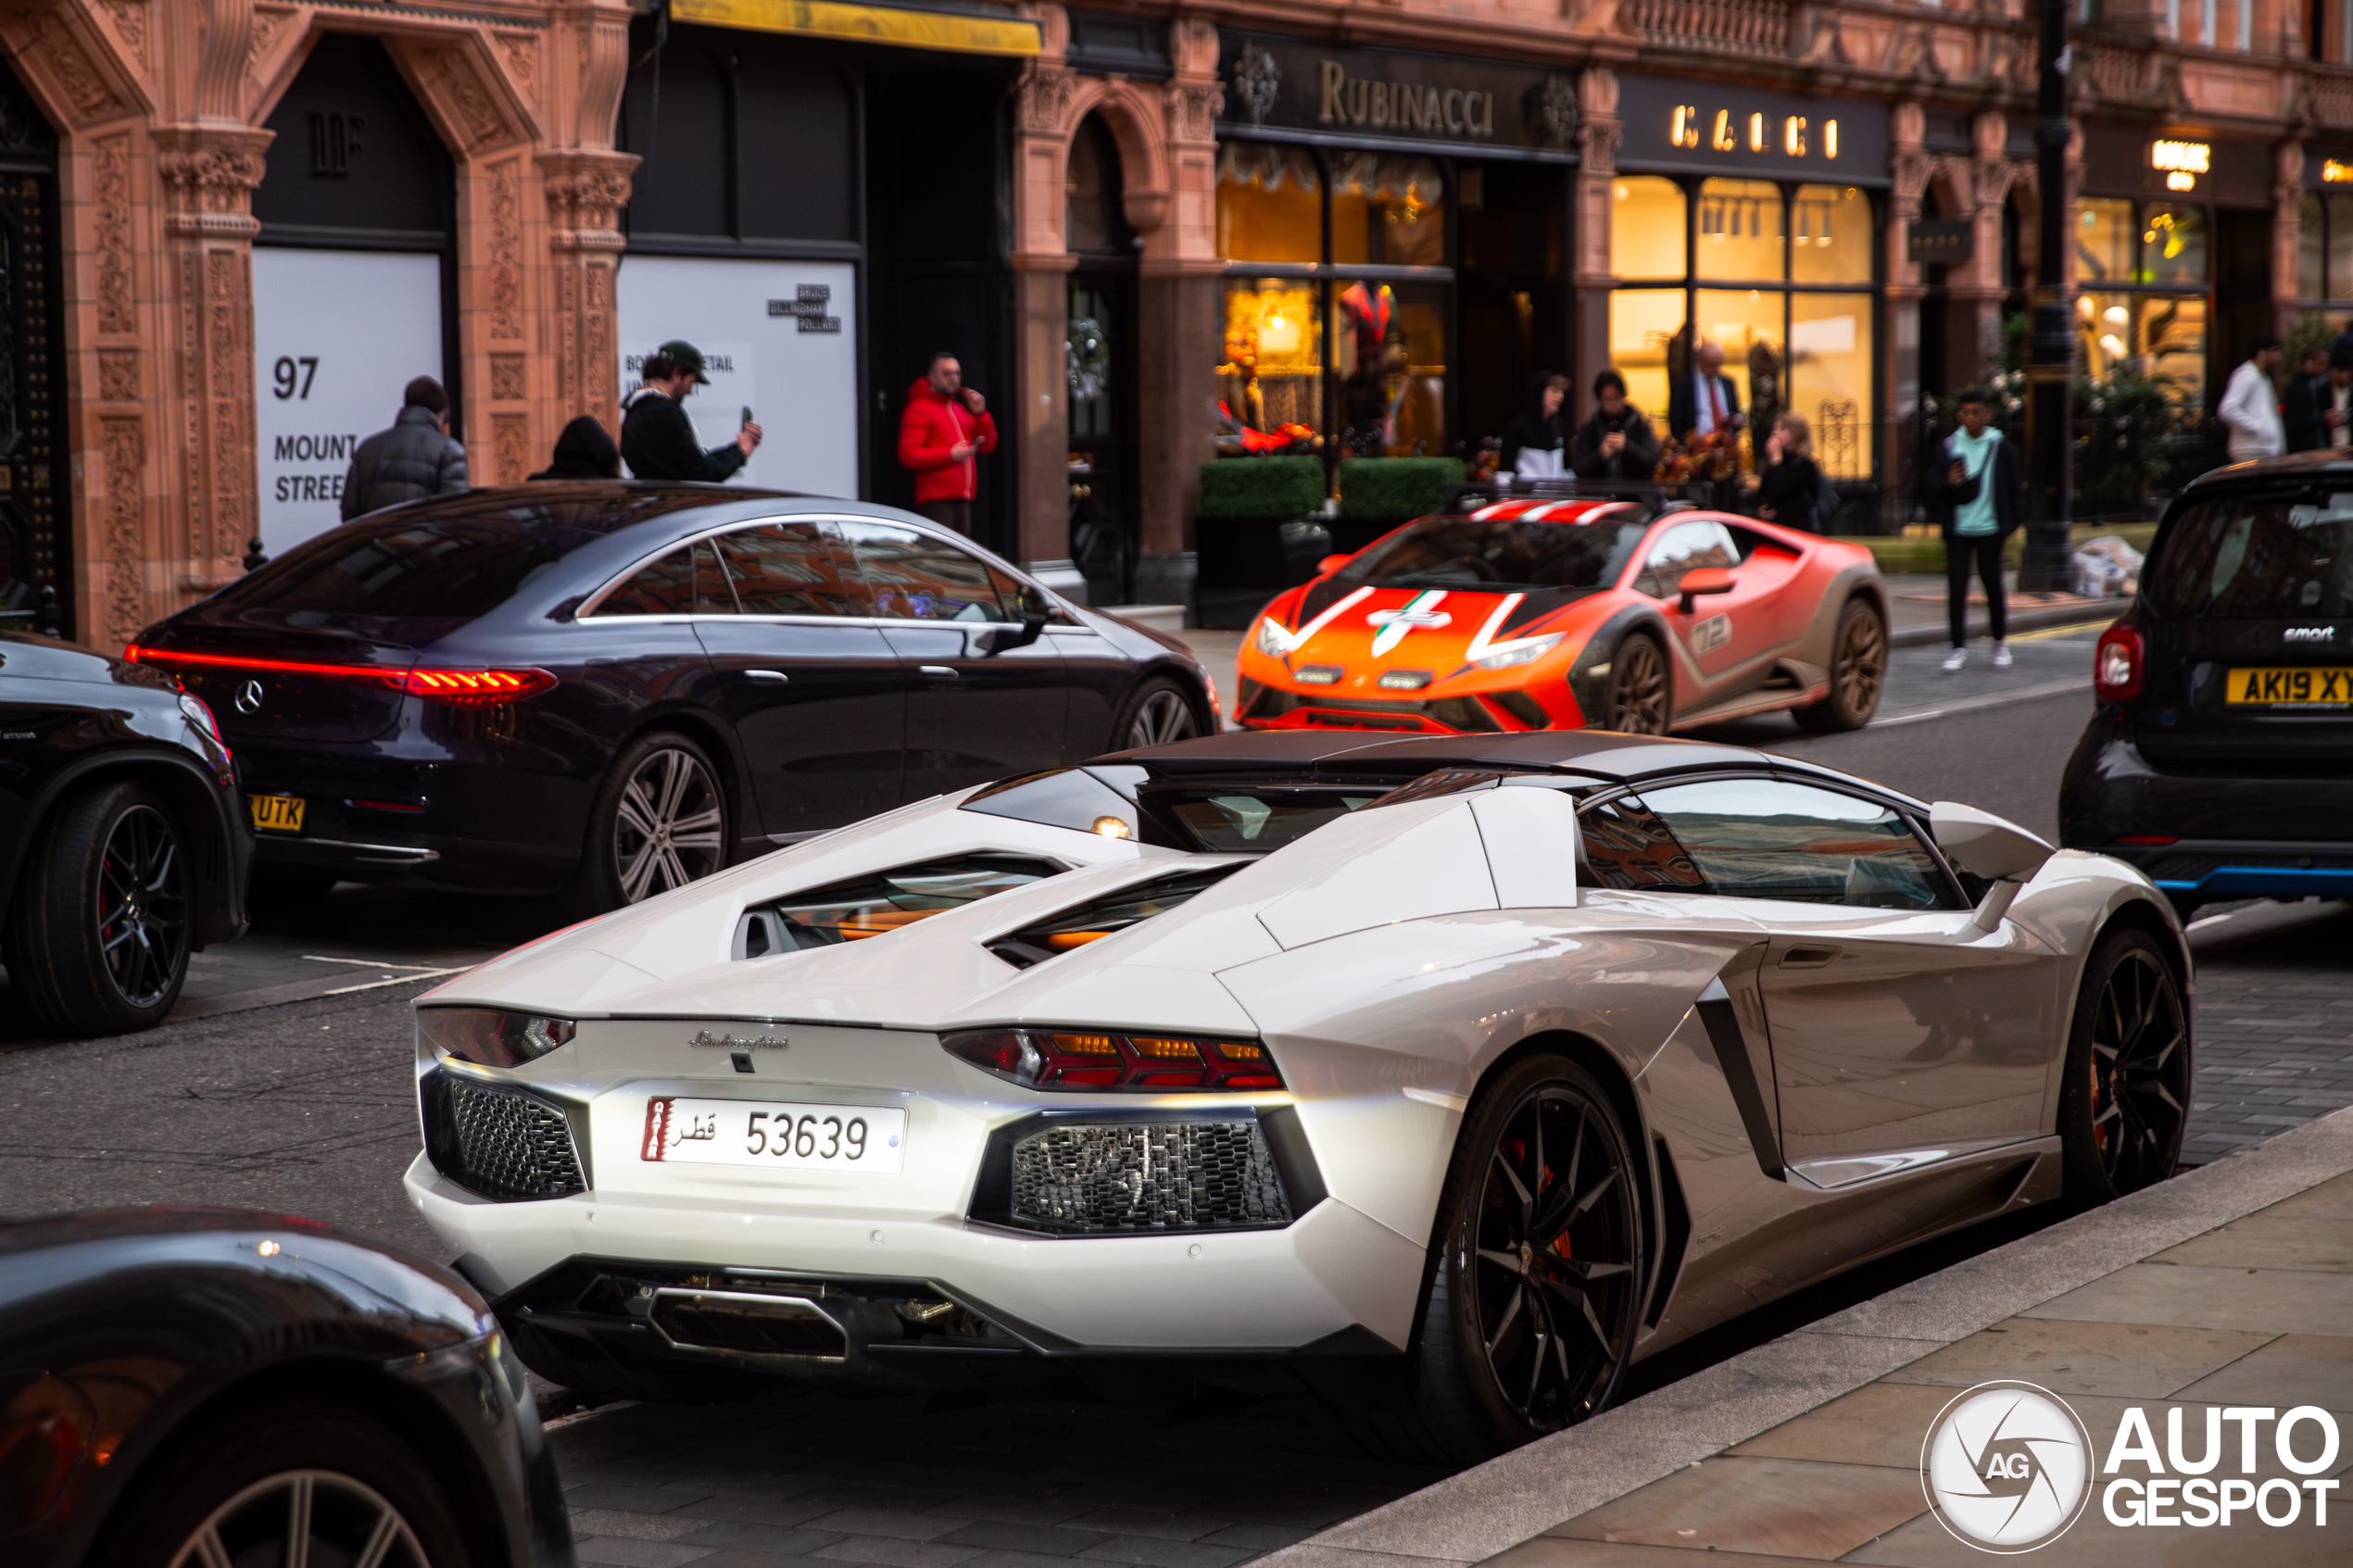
896;353;996;535
2284;343;2330;453
1925;386;2022;672
339;376;468;521
529;415;621;480
1753;411;1822;533
2320;345;2353;451
622;341;762;482
1569;370;1659;482
1499;370;1569;483
2216;333;2284;463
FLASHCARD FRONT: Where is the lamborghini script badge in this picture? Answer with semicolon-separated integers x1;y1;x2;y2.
688;1028;789;1050
1367;589;1453;657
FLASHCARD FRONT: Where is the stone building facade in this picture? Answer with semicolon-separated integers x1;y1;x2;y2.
15;0;2353;646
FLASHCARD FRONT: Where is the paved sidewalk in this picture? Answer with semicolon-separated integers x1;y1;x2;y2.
1254;1108;2353;1568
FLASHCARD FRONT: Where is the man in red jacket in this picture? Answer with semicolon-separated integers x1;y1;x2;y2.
897;354;997;535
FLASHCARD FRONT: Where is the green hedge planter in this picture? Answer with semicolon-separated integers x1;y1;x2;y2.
1198;456;1325;520
1338;457;1464;521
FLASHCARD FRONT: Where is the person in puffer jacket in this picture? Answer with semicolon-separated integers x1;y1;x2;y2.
340;376;469;520
896;354;996;534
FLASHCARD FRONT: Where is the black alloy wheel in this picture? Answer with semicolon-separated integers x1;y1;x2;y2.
1400;1055;1644;1463
98;1399;471;1568
6;781;192;1035
1112;675;1202;750
1795;596;1887;733
565;731;729;917
1604;633;1670;734
2058;929;2191;1206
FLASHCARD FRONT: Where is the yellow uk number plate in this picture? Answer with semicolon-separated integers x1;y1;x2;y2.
248;793;306;834
2225;667;2353;707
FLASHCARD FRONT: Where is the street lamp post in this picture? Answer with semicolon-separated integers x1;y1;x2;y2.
2022;0;2075;591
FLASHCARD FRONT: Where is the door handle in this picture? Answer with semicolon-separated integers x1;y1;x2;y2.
1780;946;1842;969
918;665;960;679
744;670;789;682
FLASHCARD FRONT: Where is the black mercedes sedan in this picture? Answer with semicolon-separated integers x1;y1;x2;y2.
0;1207;570;1566
129;484;1215;914
2061;450;2353;917
0;632;248;1035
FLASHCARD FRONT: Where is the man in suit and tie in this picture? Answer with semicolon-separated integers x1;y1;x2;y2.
1668;338;1744;445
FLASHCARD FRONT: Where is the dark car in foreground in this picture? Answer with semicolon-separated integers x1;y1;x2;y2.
128;483;1214;916
2063;452;2353;917
0;1208;569;1566
0;632;246;1035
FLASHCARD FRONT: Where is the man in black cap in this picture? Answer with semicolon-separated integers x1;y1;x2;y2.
621;339;763;481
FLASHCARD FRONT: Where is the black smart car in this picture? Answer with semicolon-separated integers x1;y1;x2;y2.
0;632;248;1035
0;1207;570;1566
129;484;1215;914
2062;451;2353;916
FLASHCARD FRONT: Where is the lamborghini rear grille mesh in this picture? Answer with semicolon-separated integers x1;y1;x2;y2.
1009;1120;1290;1234
422;1071;585;1201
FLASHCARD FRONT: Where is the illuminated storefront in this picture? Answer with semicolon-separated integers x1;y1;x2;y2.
1213;34;1579;470
2076;126;2274;409
2296;147;2353;336
1604;81;1890;482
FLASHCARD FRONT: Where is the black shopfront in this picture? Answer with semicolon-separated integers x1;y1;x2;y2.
1213;33;1579;470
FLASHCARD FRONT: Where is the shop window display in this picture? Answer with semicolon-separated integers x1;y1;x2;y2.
1790;292;1872;479
1220;279;1322;452
2138;205;2205;286
1330;155;1446;268
1791;185;1871;285
2075;198;2135;283
1609;288;1683;434
1695;289;1785;438
1611;178;1686;279
1332;281;1448;456
2293;193;2353;320
1215;144;1320;264
2078;292;2137;379
1697;180;1785;282
2069;197;2208;408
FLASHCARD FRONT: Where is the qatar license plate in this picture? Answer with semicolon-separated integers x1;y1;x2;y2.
248;793;305;833
2225;667;2353;707
640;1097;906;1173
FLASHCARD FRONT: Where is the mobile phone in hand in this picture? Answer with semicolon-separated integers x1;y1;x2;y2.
741;406;753;429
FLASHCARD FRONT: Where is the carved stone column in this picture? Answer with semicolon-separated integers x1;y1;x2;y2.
1011;45;1080;587
1571;67;1621;426
1888;106;1932;519
541;148;637;445
1954;111;2018;391
1135;21;1224;612
2275;140;2307;345
149;124;271;646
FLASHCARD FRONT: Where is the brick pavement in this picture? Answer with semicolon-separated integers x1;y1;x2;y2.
2181;900;2353;1164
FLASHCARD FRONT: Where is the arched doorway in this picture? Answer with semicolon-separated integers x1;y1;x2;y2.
1065;115;1139;606
0;62;64;633
251;35;457;559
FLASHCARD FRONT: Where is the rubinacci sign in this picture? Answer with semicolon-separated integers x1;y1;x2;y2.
1617;76;1891;183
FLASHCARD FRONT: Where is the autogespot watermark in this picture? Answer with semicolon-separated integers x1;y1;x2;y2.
1919;1381;2342;1553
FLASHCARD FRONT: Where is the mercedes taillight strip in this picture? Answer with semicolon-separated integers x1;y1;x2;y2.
127;645;556;706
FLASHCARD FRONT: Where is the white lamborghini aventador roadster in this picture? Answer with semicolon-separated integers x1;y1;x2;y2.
403;731;2191;1461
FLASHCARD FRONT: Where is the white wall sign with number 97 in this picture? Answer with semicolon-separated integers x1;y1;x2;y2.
273;357;321;400
749;1110;867;1161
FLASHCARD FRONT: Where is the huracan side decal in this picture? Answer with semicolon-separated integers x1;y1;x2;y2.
1367;590;1453;657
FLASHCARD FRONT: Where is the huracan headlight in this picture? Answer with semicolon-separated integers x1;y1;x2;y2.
1470;633;1565;671
1253;615;1295;657
418;1008;577;1068
942;1029;1284;1092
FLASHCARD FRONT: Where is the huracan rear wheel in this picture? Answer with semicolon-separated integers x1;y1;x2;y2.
1604;633;1670;734
1794;596;1887;733
1403;1055;1644;1462
2058;928;2190;1207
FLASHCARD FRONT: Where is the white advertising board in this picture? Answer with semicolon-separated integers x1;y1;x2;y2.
252;248;445;559
617;257;858;497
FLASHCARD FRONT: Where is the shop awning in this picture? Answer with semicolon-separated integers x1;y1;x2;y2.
669;0;1042;57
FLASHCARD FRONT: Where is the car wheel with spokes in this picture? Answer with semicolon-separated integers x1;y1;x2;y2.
1401;1054;1645;1463
1794;596;1887;733
564;730;729;917
6;781;192;1035
1604;633;1670;734
95;1399;472;1568
2058;927;2191;1207
1110;675;1203;751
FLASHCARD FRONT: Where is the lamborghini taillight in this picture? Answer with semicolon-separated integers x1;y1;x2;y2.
942;1029;1284;1092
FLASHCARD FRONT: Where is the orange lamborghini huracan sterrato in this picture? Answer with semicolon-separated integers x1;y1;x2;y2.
1233;494;1890;736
